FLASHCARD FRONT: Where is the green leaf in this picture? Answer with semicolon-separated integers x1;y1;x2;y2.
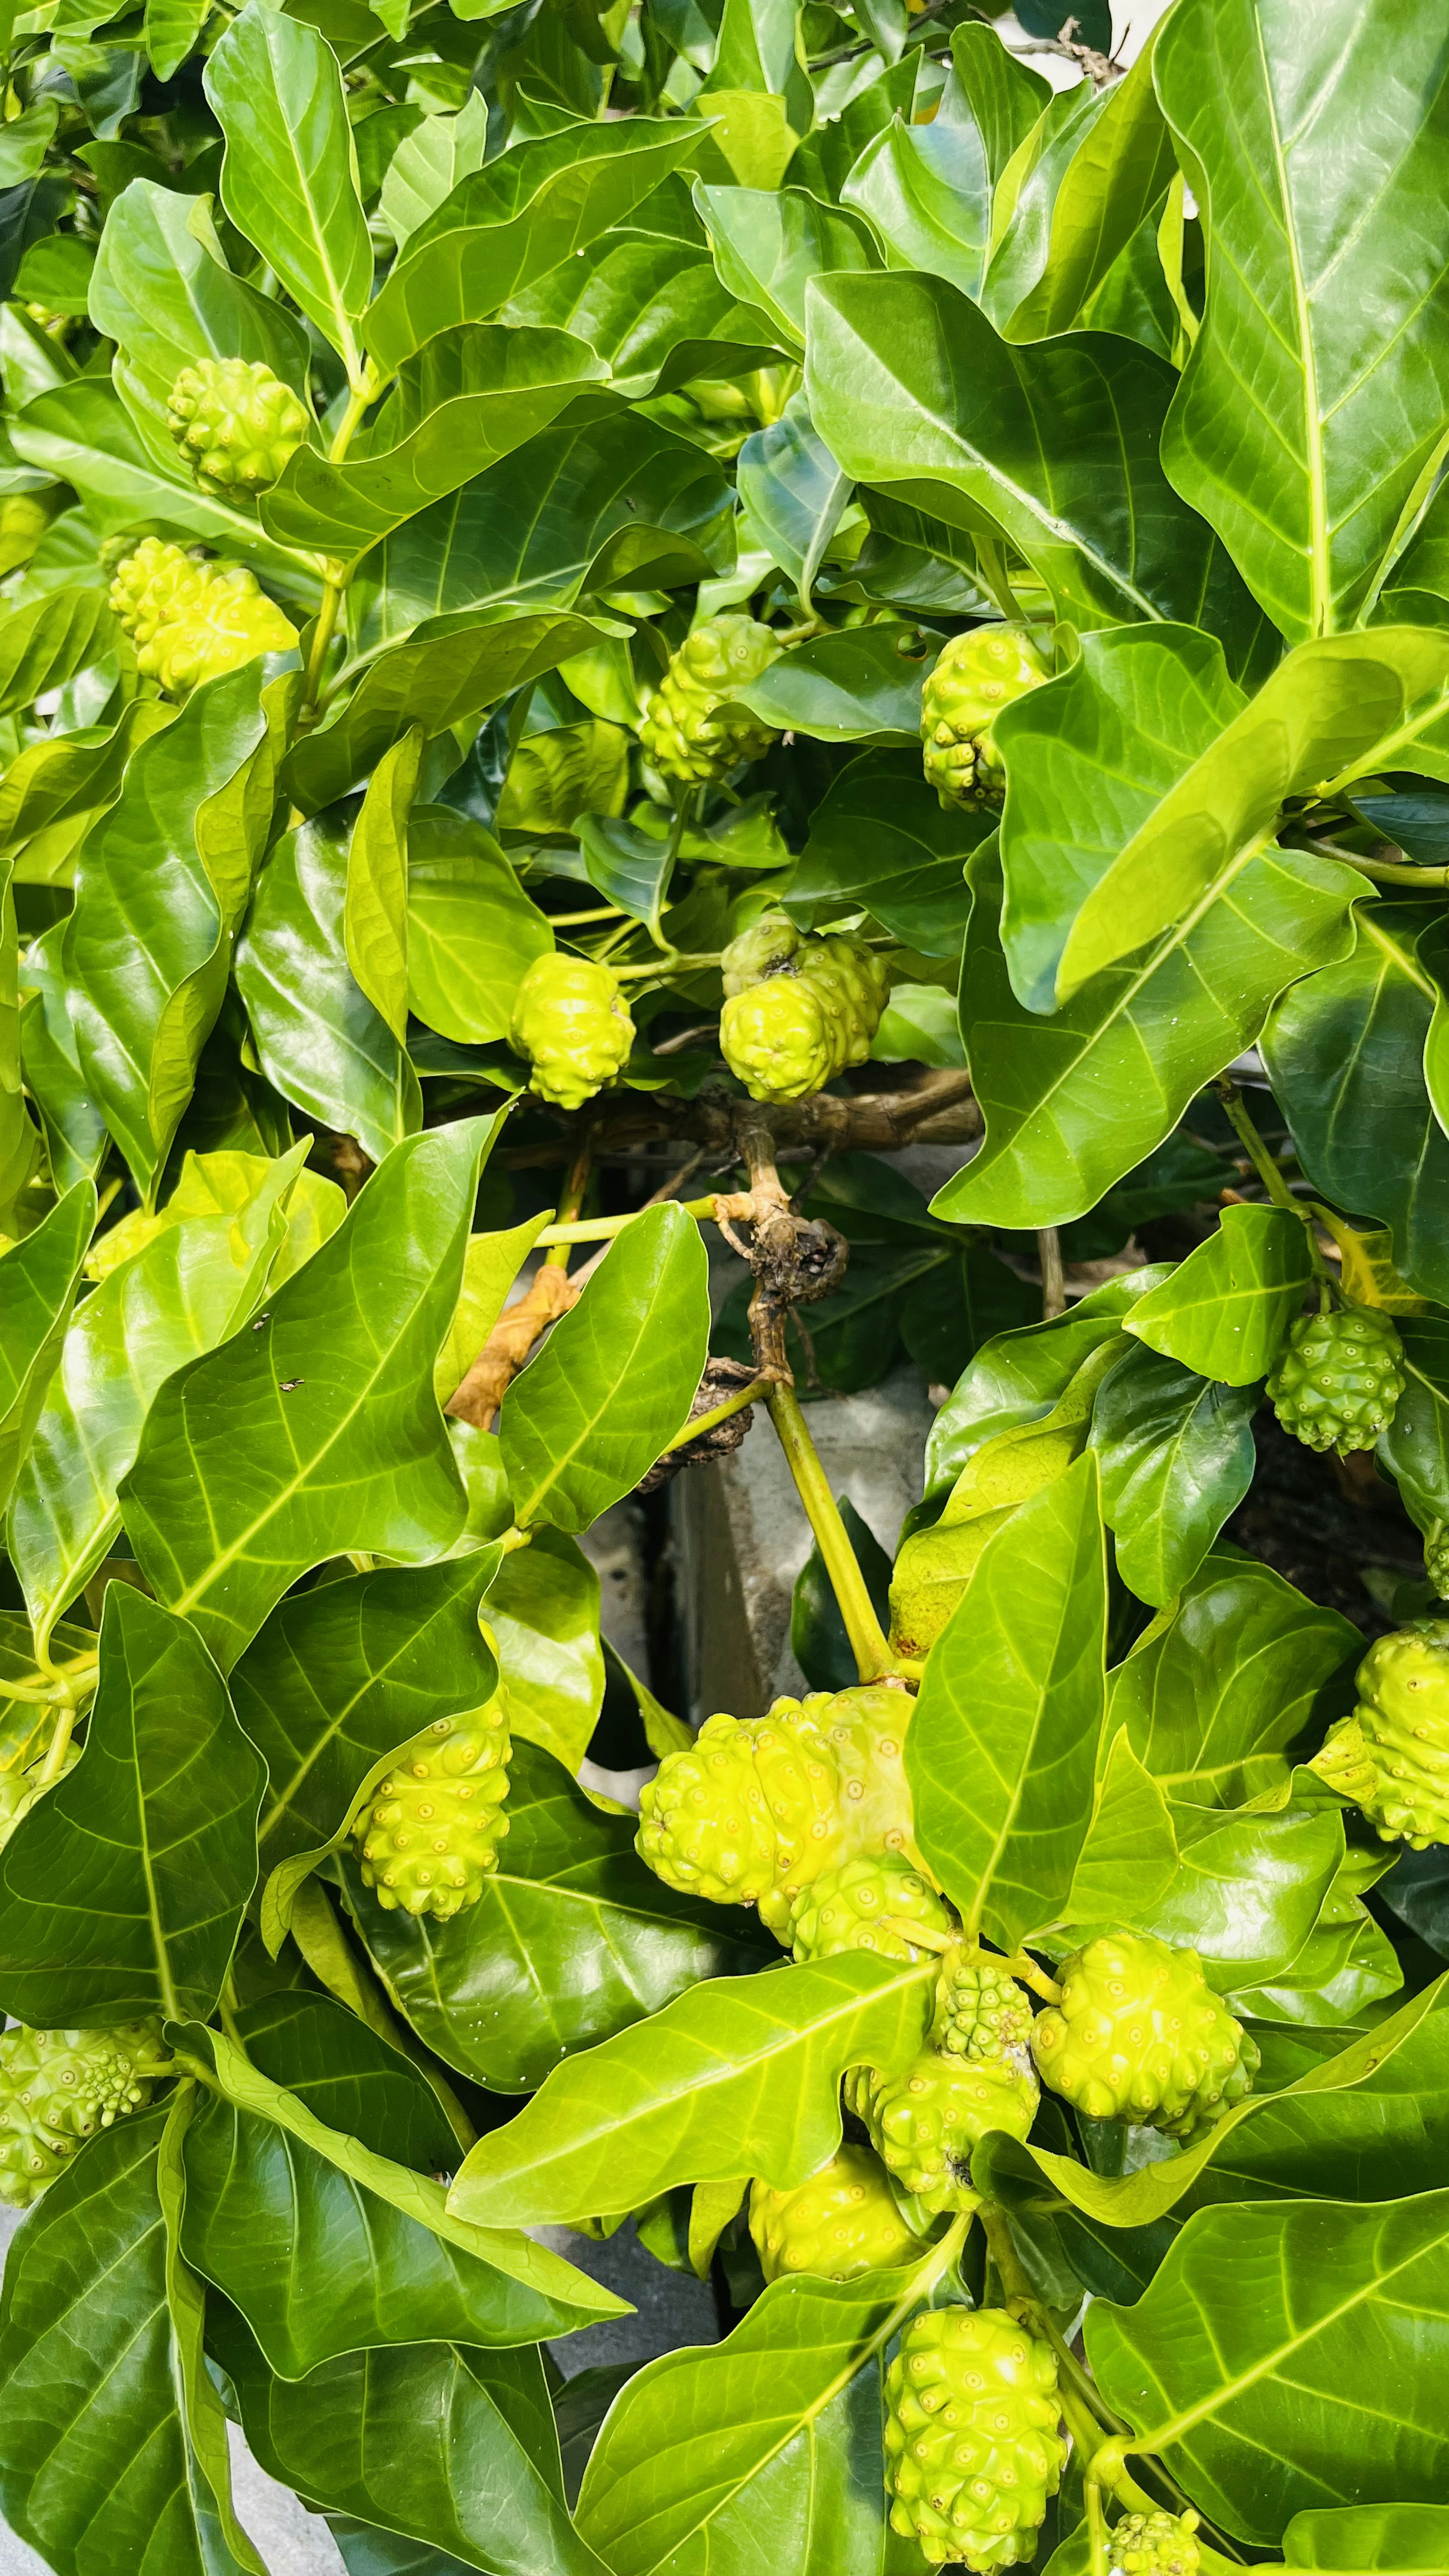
1124;1205;1312;1386
1;697;175;891
500;1203;711;1532
120;1118;495;1672
1155;0;1449;641
980;39;1175;343
694;182;877;351
504;231;776;405
0;584;113;721
935;839;1358;1229
805;269;1260;652
378;94;488;251
69;661;277;1200
486;1526;605;1774
1076;1786;1345;1999
735;389;851;601
924;1266;1162;1493
0;1585;262;2024
1380;1317;1449;1538
89;179;312;420
0;1177;93;1513
905;1450;1108;1947
447;1952;935;2227
343;1736;771;2092
840;56;1005;301
8;1143;305;1657
231;1554;498;1882
214;2312;605;2576
1091;1346;1260;1609
205;6;372;381
363;119;708;375
233;1983;456;2170
1263;905;1449;1306
498;721;629;835
262;328;611;568
407;810;553;1043
235;804;423;1165
786;747;983;954
1086;2192;1449;2543
734;622;931;745
0;2113;259;2576
157;2091;269;2576
1108;1547;1361;1808
345;726;419;1044
577;2262;937;2576
1284;2506;1449;2571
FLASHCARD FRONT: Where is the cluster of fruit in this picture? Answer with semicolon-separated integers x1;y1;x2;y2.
108;535;297;697
352;1679;514;1920
0;2021;167;2207
718;909;892;1102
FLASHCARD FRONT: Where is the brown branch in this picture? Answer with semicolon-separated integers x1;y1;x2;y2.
497;1070;980;1168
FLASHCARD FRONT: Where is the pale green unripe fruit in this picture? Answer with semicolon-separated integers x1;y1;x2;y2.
355;1689;512;1919
929;1951;1034;2065
108;537;298;696
0;2021;166;2208
749;2143;931;2283
1312;1616;1449;1848
884;2305;1065;2569
920;623;1051;810
637;613;780;784
1029;1930;1258;2139
1108;2509;1201;2576
166;356;310;497
846;2047;1038;2211
787;1853;952;1963
720;909;802;997
1266;1303;1405;1454
718;930;890;1102
508;954;635;1109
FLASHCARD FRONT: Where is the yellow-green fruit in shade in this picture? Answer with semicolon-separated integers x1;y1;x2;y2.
884;2305;1065;2570
1029;1931;1258;2139
720;909;802;997
636;1685;917;1935
803;936;891;1064
1311;1617;1449;1847
1266;1304;1406;1454
921;623;1051;811
166;356;310;497
1108;2510;1201;2576
788;1853;952;1962
748;2143;931;2283
846;2047;1037;2210
354;1690;511;1919
721;972;836;1102
930;1952;1034;2067
638;612;780;784
508;953;635;1110
1424;1520;1449;1600
0;491;57;575
0;2021;166;2208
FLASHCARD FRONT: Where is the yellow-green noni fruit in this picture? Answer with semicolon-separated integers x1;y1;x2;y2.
884;2305;1065;2569
929;1951;1034;2067
1266;1304;1406;1454
354;1688;512;1919
920;624;1051;811
787;1852;952;1962
1029;1931;1258;2139
1107;2511;1201;2576
166;356;310;496
108;538;297;695
845;2047;1037;2210
508;953;635;1110
1311;1617;1449;1847
748;2143;931;2283
638;613;780;784
719;928;891;1102
0;2021;166;2208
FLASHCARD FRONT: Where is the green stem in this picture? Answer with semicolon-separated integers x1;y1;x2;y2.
611;950;721;981
534;1194;720;1248
35;1701;76;1786
549;904;626;926
1086;2474;1109;2576
298;368;380;726
1301;836;1449;886
975;535;1024;624
765;1383;898;1682
658;1373;771;1455
1214;1078;1334;1287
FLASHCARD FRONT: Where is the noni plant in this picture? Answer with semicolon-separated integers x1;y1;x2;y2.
0;0;1445;2573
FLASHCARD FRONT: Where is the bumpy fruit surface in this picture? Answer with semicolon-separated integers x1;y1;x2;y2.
720;909;802;997
930;1952;1034;2067
109;535;203;641
1030;1932;1258;2138
1424;1521;1449;1601
1266;1303;1406;1454
788;1853;952;1963
638;613;780;784
1107;2510;1201;2576
166;357;310;496
720;932;891;1102
0;2021;166;2208
109;539;297;695
0;492;55;574
749;2143;931;2283
884;2305;1064;2570
921;624;1051;810
637;1686;916;1934
355;1690;511;1919
846;2048;1037;2210
508;953;635;1109
1311;1617;1449;1847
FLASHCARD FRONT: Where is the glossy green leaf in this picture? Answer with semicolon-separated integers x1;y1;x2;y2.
486;1527;605;1774
205;6;372;381
379;94;488;252
0;585;113;720
0;1177;93;1513
1380;1317;1449;1537
232;1984;456;2172
0;1585;262;2024
232;1554;498;1881
923;1267;1163;1495
1;697;175;890
345;1736;770;2093
735;389;851;601
935;840;1358;1230
786;747;983;953
0;2112;258;2576
345;726;418;1044
906;1450;1108;1947
1155;0;1449;641
156;2090;269;2576
805;269;1260;651
501;1204;711;1532
982;40;1175;342
69;660;276;1199
406;807;553;1041
1087;2192;1449;2543
504;231;776;403
734;622;931;745
1101;1790;1345;1998
1091;1345;1260;1609
89;179;312;417
694;182;877;350
1124;1205;1312;1386
1284;2505;1449;2571
8;1143;303;1655
121;1118;495;1672
235;804;422;1165
448;1951;935;2227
